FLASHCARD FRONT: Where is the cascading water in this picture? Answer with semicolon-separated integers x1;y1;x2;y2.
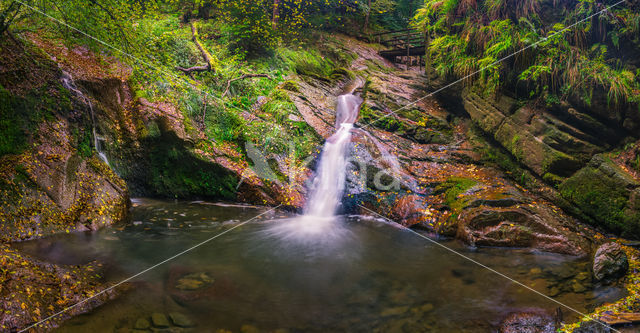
61;71;110;166
265;90;362;243
304;93;362;218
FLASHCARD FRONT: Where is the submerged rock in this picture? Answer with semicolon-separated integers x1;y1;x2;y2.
134;318;151;330
571;281;587;293
240;324;260;333
592;242;628;282
380;306;409;317
151;313;171;328
175;272;214;291
499;311;555;333
169;312;195;328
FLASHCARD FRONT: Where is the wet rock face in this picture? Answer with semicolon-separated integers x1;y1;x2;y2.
0;36;131;242
499;311;555;333
592;242;629;282
457;202;590;256
0;95;129;242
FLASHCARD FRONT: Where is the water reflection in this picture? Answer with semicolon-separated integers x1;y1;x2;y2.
14;199;626;332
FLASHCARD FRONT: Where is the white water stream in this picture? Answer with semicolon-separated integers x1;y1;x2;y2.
61;71;110;166
304;92;362;218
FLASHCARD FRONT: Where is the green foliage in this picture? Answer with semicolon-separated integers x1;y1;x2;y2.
278;47;333;79
244;88;318;159
414;0;640;106
205;106;246;142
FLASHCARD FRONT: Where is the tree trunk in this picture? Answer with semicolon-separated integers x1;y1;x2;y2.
272;0;281;29
363;0;371;31
176;21;216;75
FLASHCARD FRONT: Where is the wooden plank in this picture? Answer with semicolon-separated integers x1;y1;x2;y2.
382;36;424;45
379;46;426;59
372;28;417;36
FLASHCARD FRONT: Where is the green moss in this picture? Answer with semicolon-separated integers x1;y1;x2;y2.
510;134;521;160
71;126;93;158
0;86;56;156
146;135;238;199
329;67;355;81
542;172;564;187
281;80;300;92
435;177;478;211
559;164;640;238
541;148;576;175
359;104;404;132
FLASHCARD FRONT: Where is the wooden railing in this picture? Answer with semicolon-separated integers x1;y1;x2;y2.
373;28;427;70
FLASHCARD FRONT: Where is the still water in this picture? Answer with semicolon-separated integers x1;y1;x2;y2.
16;199;625;332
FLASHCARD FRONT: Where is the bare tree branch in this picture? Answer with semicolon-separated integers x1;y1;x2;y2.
176;21;216;75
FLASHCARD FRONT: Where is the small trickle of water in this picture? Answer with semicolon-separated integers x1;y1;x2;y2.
60;71;110;166
94;134;110;166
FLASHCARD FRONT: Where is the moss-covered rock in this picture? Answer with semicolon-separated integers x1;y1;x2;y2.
559;155;640;238
464;89;589;177
140;133;238;199
0;37;130;243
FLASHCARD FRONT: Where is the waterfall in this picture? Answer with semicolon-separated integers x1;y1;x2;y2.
60;71;110;166
264;91;362;243
304;93;362;218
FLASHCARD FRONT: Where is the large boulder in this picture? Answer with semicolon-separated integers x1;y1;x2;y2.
457;205;590;256
592;242;629;282
431;175;592;256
